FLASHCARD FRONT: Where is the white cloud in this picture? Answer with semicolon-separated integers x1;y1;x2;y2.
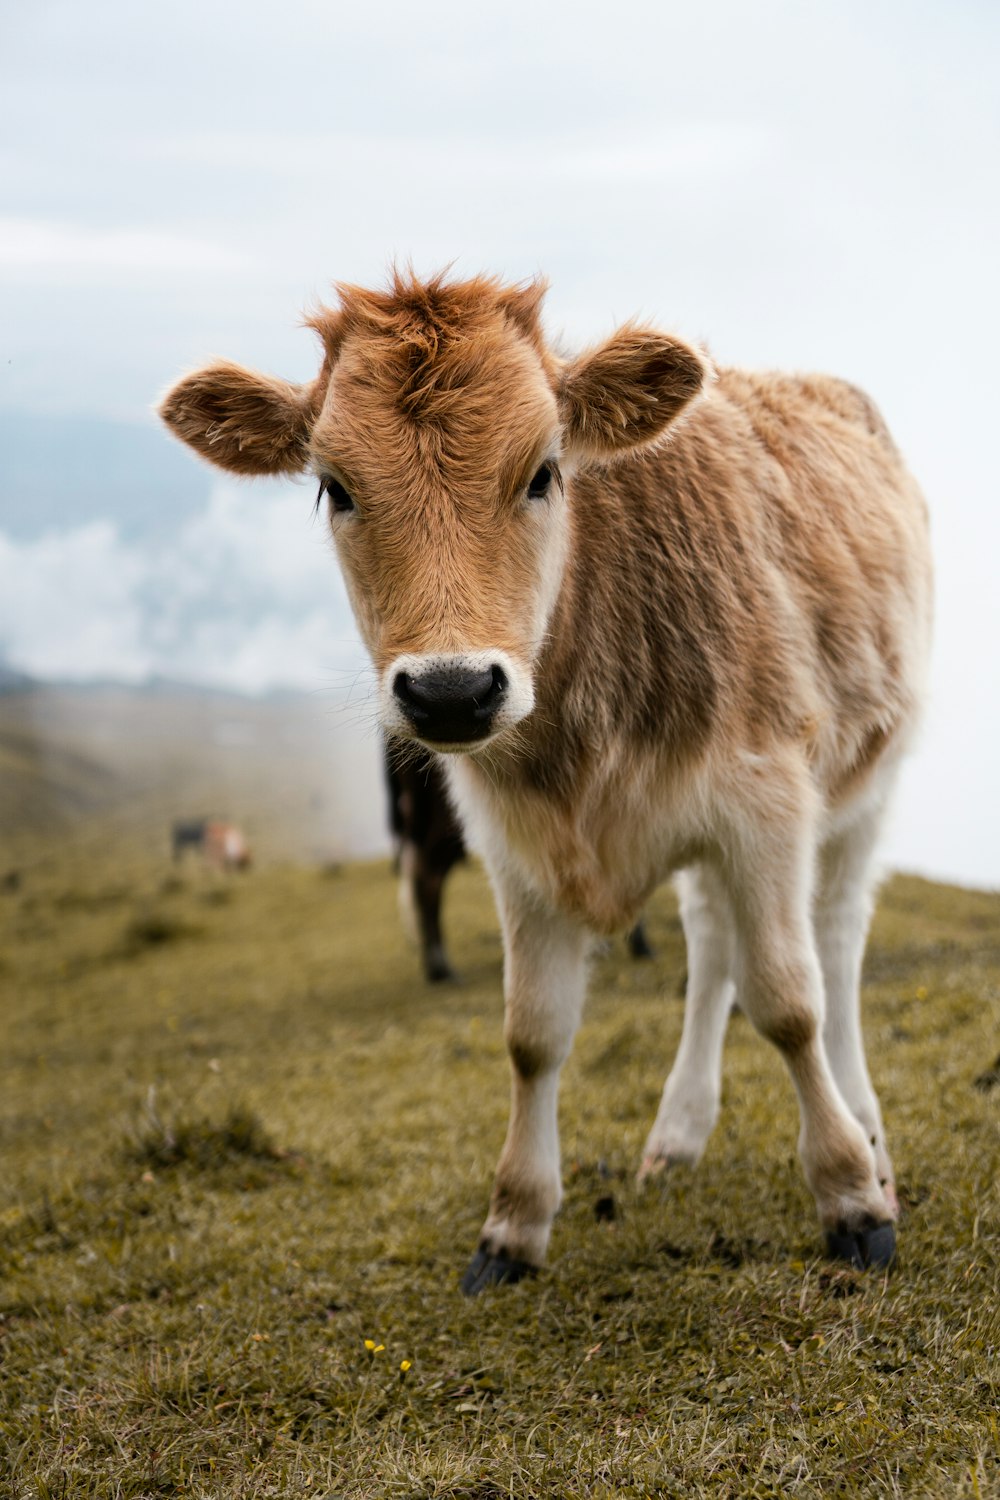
0;521;151;681
0;484;367;695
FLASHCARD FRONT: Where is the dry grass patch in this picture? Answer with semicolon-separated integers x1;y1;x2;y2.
1;828;998;1497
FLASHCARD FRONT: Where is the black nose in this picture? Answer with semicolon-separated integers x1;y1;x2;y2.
393;664;508;744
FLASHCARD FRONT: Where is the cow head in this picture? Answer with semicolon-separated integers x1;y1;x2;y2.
159;272;709;752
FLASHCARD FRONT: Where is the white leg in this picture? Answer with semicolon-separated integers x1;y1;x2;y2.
723;775;895;1257
639;863;735;1178
462;877;589;1292
816;800;897;1212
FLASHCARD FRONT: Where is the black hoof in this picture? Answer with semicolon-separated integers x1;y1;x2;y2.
825;1219;896;1271
627;922;655;960
424;945;457;983
460;1246;537;1296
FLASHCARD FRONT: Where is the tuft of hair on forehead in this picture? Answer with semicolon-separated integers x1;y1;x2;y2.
304;268;551;422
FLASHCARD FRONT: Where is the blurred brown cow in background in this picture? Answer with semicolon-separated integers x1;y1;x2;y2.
171;819;252;871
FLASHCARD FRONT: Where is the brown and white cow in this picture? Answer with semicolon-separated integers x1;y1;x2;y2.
160;271;932;1291
172;818;252;871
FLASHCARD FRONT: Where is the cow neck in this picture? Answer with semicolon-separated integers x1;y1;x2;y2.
539;455;721;790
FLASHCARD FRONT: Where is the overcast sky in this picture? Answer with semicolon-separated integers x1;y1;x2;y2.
1;0;998;886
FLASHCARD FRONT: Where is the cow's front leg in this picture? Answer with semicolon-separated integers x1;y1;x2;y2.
461;887;589;1295
726;807;896;1270
816;806;897;1215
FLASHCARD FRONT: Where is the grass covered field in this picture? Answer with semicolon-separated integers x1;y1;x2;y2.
2;820;999;1498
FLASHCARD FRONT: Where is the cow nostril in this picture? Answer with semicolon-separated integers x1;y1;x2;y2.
393;670;429;718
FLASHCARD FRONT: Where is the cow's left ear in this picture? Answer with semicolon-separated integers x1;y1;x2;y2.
158;360;316;476
559;328;711;462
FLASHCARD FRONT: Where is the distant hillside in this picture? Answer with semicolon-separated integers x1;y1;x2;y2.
0;716;119;834
0;662;35;693
0;684;387;864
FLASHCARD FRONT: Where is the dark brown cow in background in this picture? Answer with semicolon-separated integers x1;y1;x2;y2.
385;742;466;982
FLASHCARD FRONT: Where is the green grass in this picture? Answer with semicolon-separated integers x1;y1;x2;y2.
1;828;998;1498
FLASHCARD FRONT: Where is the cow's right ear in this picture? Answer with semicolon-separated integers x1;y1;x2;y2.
157;360;315;476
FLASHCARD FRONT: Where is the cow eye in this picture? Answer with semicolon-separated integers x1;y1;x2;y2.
527;463;553;500
320;476;355;514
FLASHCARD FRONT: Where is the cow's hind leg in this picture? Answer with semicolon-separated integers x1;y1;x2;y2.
726;781;896;1269
816;797;897;1216
461;885;588;1295
639;864;735;1179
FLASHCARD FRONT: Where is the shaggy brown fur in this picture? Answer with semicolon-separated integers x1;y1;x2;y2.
159;268;930;929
